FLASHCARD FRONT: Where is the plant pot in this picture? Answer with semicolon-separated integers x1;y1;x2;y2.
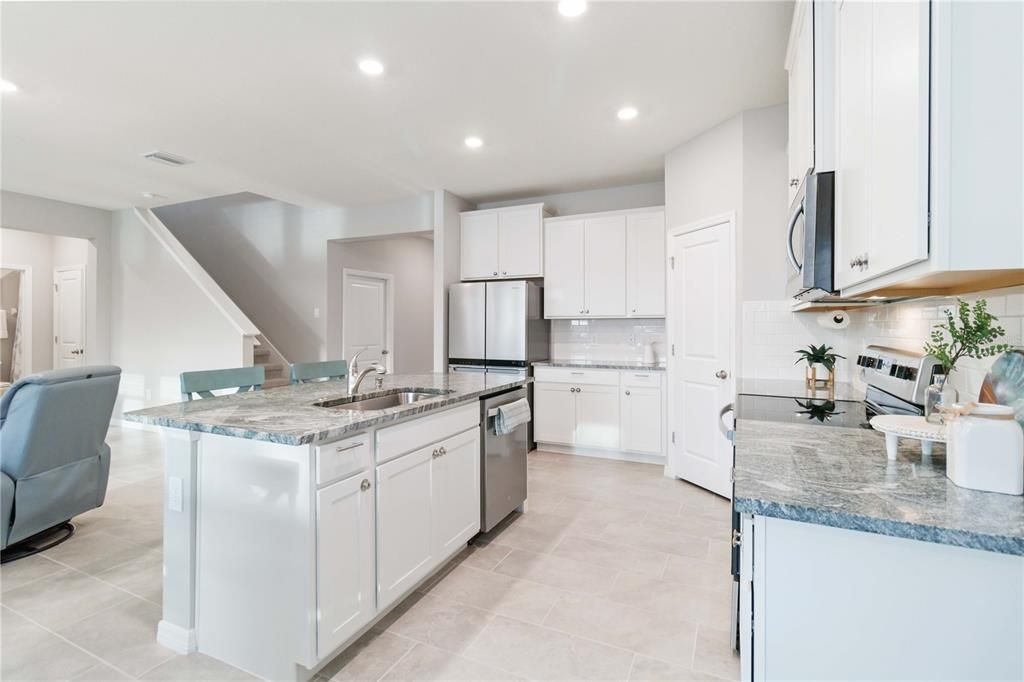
805;364;835;389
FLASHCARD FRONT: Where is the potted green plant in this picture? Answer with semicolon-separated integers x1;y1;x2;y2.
922;298;1011;423
794;344;845;389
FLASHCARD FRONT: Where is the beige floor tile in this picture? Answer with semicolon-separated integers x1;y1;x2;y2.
600;519;711;560
478;513;567;553
71;661;134;680
382;592;493;654
603;573;733;631
381;642;520;681
3;569;133;631
463;614;634;681
58;594;175;676
551;534;669;577
458;541;514;571
43;529;153;575
140;652;259;680
95;550;164;604
425;565;561;624
1;606;100;681
1;554;65;594
544;592;698;666
629;656;725;681
662;554;734;594
319;629;416;681
692;625;740;681
645;511;732;542
493;549;619;594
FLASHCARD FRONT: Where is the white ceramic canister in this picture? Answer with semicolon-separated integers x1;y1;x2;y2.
946;403;1024;495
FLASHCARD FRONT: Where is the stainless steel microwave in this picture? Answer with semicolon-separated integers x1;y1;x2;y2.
786;171;835;302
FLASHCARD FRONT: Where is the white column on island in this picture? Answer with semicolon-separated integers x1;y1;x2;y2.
157;429;200;654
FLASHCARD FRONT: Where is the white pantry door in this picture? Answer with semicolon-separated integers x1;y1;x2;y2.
668;218;734;498
54;266;86;368
342;269;393;372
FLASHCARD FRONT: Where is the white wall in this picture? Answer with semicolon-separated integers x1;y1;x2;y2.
0;228;52;374
325;235;434;373
155;192;434;363
1;190;112;367
433;190;472;371
110;209;248;415
477;181;665;217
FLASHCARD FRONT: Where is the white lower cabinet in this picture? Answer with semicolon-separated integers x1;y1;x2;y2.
574;385;620;449
533;383;577;445
375;444;435;611
316;471;376;658
432;428;481;557
620;386;662;454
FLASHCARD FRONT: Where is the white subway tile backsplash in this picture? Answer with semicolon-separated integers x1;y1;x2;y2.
550;318;667;364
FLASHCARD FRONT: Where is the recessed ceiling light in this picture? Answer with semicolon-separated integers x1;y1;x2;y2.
464;136;484;149
558;0;587;18
141;192;167;200
617;106;639;121
358;58;384;76
0;80;18;93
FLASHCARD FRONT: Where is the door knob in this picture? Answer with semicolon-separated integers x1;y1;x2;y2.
715;370;729;380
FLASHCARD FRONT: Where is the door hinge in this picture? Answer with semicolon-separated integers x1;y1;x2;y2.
54;283;59;292
671;344;676;356
671;431;676;444
54;335;58;344
670;256;675;270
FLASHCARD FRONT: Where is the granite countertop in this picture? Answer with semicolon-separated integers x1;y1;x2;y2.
734;419;1024;556
737;377;863;402
534;360;666;372
124;373;530;446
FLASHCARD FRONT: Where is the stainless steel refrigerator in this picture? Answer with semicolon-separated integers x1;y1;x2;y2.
448;280;549;377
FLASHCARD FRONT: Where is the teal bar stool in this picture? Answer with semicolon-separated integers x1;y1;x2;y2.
180;366;265;401
290;360;348;385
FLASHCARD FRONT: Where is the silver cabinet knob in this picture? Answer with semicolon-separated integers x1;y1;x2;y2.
502;271;507;276
360;479;371;491
715;370;729;380
432;448;440;458
439;446;447;456
790;178;799;187
493;271;498;276
624;390;631;396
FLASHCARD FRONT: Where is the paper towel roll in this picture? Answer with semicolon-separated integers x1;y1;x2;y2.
818;311;851;330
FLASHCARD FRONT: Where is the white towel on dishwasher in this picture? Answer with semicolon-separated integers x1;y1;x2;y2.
495;398;531;435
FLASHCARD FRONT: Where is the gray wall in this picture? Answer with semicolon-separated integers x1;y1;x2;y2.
1;190;113;367
155;192;434;363
477;181;665;217
326;235;434;373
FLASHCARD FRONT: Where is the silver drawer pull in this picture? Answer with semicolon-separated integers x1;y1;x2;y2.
336;441;365;453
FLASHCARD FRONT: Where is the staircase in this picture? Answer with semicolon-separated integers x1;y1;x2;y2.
254;334;290;389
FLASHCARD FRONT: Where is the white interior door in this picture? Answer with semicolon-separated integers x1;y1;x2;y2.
342;269;393;372
668;219;735;498
54;265;86;368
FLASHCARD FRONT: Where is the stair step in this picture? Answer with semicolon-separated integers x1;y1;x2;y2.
259;363;284;377
254;348;271;360
264;377;290;389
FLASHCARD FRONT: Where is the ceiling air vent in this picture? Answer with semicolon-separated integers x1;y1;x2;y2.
143;150;193;166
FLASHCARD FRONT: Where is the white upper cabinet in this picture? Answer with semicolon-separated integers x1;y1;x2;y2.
544;208;665;319
626;211;666;317
787;0;815;205
461;204;544;280
834;0;929;290
584;215;627;317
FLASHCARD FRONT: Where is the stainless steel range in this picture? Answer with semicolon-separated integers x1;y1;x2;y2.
726;344;943;648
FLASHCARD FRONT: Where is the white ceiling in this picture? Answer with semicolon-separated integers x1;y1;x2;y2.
1;1;792;211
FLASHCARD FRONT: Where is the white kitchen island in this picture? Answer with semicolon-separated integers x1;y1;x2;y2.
125;373;530;681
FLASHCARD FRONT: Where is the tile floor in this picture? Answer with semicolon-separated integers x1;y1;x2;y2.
2;425;738;681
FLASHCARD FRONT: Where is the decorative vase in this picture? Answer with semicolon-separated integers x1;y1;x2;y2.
805;364;835;389
925;374;959;424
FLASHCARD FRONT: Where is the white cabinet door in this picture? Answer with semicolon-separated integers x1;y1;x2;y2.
432;428;481;557
498;205;543;278
626;212;666;317
787;0;815;205
316;471;375;658
534;382;575;445
868;0;929;278
461;211;499;280
544;219;586;317
574;384;620;449
834;0;874;290
376;445;434;610
584;215;627;317
621;386;663;455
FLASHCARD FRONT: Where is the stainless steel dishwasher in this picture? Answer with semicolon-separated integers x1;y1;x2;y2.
480;387;529;533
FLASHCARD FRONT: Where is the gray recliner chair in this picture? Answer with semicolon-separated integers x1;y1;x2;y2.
0;366;121;555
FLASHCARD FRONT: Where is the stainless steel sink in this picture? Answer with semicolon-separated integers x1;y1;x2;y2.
314;389;453;411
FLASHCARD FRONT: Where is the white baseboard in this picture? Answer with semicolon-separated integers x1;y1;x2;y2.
157;620;197;654
535;442;666;466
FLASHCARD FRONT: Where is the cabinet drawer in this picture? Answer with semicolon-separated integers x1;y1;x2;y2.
315;434;371;486
621;372;663;388
376;403;480;464
534;367;619;386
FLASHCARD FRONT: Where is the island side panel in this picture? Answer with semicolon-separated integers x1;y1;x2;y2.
158;428;199;654
757;516;1024;680
195;432;317;682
